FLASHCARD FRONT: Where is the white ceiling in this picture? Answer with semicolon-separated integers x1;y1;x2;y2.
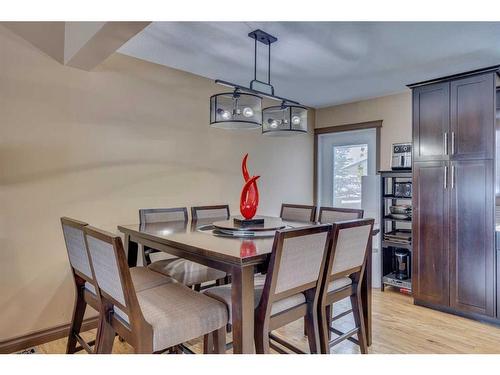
119;22;500;108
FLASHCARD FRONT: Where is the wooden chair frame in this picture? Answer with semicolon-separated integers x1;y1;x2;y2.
191;205;230;221
83;226;225;354
317;218;374;354
280;203;317;222
254;224;333;354
61;217;99;354
318;207;364;223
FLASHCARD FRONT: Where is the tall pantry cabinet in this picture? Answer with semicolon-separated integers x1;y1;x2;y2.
409;66;499;322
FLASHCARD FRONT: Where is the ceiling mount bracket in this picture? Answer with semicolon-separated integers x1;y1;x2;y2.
248;29;278;45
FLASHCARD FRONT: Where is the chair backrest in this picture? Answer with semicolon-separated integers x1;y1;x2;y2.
61;217;93;283
191;205;230;220
318;207;364;224
257;224;332;317
139;207;188;224
280;204;316;223
325;219;374;281
84;226;140;325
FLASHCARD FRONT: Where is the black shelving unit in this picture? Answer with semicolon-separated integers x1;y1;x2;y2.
379;170;413;294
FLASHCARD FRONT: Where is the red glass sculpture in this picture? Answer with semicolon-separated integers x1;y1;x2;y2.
240;240;257;257
240;154;260;219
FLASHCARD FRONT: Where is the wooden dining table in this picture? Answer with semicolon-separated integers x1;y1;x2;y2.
118;217;373;354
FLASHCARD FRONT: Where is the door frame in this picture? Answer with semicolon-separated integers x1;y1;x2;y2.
313;120;382;205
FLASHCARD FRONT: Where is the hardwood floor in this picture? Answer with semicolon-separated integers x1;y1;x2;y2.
32;289;500;354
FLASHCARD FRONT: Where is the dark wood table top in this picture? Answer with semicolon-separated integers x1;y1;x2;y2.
118;217;314;267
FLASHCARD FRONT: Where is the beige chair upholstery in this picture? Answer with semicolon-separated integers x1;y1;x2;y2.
319;207;363;224
331;224;372;275
149;258;226;286
62;222;93;279
327;277;353;292
191;205;230;220
84;266;174;295
203;275;306;323
137;282;228;351
280;204;316;222
139;207;188;224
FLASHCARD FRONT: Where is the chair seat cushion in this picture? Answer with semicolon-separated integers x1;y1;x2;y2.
327;277;353;293
203;274;306;323
148;258;226;286
84;266;175;295
137;282;228;351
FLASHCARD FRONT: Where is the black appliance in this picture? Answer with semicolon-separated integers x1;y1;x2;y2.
394;182;412;198
394;249;411;280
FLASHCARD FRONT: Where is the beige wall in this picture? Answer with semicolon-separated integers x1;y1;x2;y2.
0;26;314;340
315;92;412;170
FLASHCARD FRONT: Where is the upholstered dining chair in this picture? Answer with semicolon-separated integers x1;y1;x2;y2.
318;207;364;223
84;225;228;354
191;205;230;221
203;224;333;354
61;217;173;354
317;218;374;354
142;207;227;291
280;203;316;223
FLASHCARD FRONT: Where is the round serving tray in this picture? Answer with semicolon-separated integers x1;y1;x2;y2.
212;216;286;232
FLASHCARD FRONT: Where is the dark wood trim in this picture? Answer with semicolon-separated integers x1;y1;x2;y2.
0;317;98;354
313;120;382;206
407;65;500;88
314;120;383;135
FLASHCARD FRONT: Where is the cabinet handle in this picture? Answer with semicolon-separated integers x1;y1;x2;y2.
451;164;455;189
444;165;448;189
451;132;455;155
443;132;448;155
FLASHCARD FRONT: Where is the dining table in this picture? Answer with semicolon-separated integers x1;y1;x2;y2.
118;216;373;354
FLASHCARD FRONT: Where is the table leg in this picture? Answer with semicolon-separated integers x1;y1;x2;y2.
124;234;138;268
361;235;373;346
231;265;255;354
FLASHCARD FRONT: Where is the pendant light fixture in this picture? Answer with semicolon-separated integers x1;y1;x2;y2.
209;29;308;134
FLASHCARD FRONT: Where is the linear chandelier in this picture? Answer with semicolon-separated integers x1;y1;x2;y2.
209;29;308;135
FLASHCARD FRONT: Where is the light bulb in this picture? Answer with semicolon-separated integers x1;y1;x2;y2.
291;115;301;125
242;107;254;118
217;108;231;120
268;118;279;129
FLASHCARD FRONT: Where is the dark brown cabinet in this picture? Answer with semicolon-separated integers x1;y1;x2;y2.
413;161;449;305
449;160;495;316
413;82;450;162
409;67;498;323
450;74;495;160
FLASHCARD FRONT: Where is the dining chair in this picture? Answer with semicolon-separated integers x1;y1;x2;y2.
142;207;227;291
315;207;365;338
191;205;230;221
203;224;333;354
84;225;228;354
280;203;316;223
61;217;174;354
318;207;364;223
317;218;374;354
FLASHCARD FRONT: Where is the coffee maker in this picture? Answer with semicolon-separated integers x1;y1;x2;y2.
394;249;411;280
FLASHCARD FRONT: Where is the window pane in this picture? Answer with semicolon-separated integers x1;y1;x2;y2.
333;144;368;208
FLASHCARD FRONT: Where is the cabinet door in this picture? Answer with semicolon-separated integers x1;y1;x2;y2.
449;160;495;316
412;161;449;305
450;73;495;160
413;82;450;162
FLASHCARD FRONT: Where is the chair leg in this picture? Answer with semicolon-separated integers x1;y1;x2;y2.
213;327;226;354
254;319;270;354
66;287;87;354
304;307;319;354
203;333;214;354
350;294;368;354
326;304;332;340
193;284;201;292
318;304;330;354
96;311;115;354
